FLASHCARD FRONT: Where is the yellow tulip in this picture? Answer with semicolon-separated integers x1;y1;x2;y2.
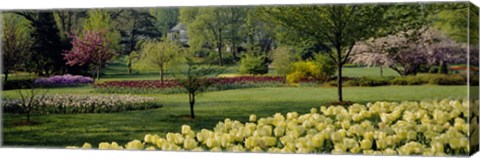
263;136;277;147
82;143;92;149
383;148;397;155
144;134;154;144
350;146;361;153
110;142;123;149
407;131;417;140
210;147;222;152
181;125;192;135
376;139;387;149
145;146;156;151
125;139;144;150
98;142;110;150
312;133;325;147
251;146;263;152
249;114;257;122
183;137;197;150
192;147;204;152
360;139;372;150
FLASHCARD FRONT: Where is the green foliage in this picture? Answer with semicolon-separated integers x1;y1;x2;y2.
15;11;65;76
258;4;397;101
2;79;35;90
432;3;477;44
270;47;296;76
389;74;466;86
149;8;179;36
239;53;268;75
83;9;121;51
115;9;161;57
53;11;86;40
344;77;392;87
137;39;183;81
180;7;248;65
175;58;224;118
314;53;337;80
1;13;33;81
331;73;467;87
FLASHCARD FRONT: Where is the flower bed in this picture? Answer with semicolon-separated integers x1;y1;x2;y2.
95;76;287;94
34;74;94;87
2;94;161;114
67;99;476;156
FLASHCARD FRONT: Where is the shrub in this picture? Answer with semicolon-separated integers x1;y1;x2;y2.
389;74;467;86
416;73;466;85
270;47;296;76
472;75;479;86
357;77;391;86
404;76;425;85
239;53;268;75
344;80;359;86
287;61;320;84
314;53;337;80
286;56;335;85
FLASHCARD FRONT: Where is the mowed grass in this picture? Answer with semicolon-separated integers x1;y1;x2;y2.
341;66;400;77
2;85;469;148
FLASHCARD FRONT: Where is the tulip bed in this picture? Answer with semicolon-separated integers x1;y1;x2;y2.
67;99;477;156
2;94;161;114
95;76;287;94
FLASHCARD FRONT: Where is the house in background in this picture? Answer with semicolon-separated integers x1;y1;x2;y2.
167;23;188;46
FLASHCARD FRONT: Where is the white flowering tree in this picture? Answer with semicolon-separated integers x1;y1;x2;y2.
351;28;466;76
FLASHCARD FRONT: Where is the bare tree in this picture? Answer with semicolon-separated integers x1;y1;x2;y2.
16;83;48;123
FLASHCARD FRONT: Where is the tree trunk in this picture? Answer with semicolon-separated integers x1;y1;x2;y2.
218;43;223;66
4;69;9;82
189;92;195;119
160;68;164;83
128;62;132;74
26;111;30;122
44;66;50;77
337;63;343;102
380;67;383;77
438;61;448;74
336;48;343;102
218;29;223;66
232;43;237;62
96;65;100;81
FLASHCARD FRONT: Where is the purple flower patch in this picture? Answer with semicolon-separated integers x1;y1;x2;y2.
34;74;94;87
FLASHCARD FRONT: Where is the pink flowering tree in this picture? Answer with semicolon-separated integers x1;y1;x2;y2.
63;30;115;81
352;28;466;76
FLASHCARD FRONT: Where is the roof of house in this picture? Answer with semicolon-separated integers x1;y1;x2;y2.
170;23;187;32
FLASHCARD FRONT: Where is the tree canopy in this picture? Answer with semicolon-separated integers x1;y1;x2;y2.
1;13;33;81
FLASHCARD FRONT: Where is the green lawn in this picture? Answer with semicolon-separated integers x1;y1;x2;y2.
102;58;399;81
2;85;469;148
0;59;470;148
